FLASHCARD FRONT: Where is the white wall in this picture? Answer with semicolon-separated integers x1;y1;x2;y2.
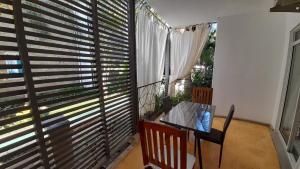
212;12;287;126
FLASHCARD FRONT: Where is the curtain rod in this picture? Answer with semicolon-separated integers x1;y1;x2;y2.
139;1;171;29
138;1;216;30
173;22;217;30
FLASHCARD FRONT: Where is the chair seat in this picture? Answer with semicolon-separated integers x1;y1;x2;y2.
197;128;223;144
148;145;195;169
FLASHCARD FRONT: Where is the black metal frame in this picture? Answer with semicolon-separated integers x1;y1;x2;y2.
164;31;171;97
138;81;165;120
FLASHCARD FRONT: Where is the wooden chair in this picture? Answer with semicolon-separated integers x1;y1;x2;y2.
139;120;195;169
195;105;235;168
192;87;213;105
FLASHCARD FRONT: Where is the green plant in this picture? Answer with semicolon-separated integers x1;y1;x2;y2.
170;92;191;106
192;70;204;87
192;24;216;88
154;94;164;113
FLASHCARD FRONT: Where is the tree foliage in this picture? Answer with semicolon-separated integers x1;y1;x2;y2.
192;26;217;88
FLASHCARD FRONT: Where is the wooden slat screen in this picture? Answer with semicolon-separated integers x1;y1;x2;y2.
0;1;43;168
96;0;134;154
0;0;137;168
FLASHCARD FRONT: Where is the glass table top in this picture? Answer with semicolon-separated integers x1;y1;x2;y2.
160;101;216;133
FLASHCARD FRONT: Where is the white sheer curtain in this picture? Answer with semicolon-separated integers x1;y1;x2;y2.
136;8;168;117
170;24;210;84
136;9;168;87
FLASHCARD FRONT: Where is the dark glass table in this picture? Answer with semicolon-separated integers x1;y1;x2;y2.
160;101;216;133
160;101;216;169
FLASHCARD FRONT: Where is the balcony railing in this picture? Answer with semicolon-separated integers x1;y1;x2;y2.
138;80;166;120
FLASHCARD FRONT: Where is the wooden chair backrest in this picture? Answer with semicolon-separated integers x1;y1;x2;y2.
139;120;187;169
192;87;213;105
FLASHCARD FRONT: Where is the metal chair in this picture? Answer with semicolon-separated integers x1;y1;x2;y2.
195;105;235;168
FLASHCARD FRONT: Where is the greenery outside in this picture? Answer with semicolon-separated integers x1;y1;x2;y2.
170;23;217;106
192;23;217;88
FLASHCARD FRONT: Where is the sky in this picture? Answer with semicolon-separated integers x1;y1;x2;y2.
211;23;217;32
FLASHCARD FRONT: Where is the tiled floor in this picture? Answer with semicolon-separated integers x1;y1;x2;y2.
113;117;280;169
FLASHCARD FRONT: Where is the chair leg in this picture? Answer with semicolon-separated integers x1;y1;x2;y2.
197;136;203;169
194;132;197;155
219;144;223;168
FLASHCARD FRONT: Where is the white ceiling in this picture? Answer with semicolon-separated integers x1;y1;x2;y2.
148;0;275;27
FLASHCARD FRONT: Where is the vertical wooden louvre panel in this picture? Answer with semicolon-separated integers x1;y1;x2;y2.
96;0;135;154
21;0;107;168
0;1;42;168
0;0;137;168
